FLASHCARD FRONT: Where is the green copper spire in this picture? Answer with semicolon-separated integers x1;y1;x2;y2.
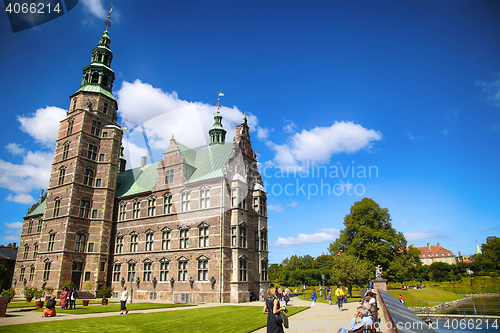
75;5;115;99
209;89;227;145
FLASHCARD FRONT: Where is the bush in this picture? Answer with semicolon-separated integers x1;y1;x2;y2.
23;286;38;299
1;288;15;300
97;286;113;299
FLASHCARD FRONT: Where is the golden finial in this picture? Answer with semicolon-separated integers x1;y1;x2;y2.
217;87;224;110
105;3;113;33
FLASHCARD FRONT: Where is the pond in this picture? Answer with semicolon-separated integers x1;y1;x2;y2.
438;297;500;316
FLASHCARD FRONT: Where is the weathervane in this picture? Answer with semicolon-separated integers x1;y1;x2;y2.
217;87;224;110
105;3;113;33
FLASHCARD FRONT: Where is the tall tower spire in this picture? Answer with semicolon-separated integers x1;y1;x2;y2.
75;4;115;99
209;88;227;145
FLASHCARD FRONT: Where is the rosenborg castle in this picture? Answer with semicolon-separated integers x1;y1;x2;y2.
13;27;269;303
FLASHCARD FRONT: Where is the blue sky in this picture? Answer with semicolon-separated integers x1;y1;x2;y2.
0;0;499;264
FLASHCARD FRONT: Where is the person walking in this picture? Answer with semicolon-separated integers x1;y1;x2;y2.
327;291;332;305
120;286;129;315
310;288;317;307
263;287;286;333
60;287;68;310
335;285;345;311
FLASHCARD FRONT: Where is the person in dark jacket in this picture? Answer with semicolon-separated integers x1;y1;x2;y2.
41;296;57;317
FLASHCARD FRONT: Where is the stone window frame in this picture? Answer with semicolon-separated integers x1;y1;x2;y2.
58;166;66;186
198;222;209;248
83;168;95;186
66;118;74;136
43;258;52;281
23;243;29;260
47;230;56;252
261;258;269;282
147;195;156;217
238;255;247;282
199;185;210;209
159;258;170;282
143;258;153;282
112;261;121;282
75;231;87;252
19;265;25;281
62;141;70;160
163;192;173;214
33;243;38;259
127;259;137;282
27;219;34;234
260;228;268;251
79;197;92;218
53;197;61;217
90;119;101;137
115;233;124;254
145;229;154;252
179;226;190;249
87;143;98;161
129;231;139;253
36;219;43;233
165;169;174;184
118;201;127;221
132;198;141;219
197;255;209;281
161;227;171;250
177;256;189;282
28;265;35;282
181;190;190;212
238;222;247;248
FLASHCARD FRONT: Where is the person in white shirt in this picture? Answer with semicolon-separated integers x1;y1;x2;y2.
120;287;129;315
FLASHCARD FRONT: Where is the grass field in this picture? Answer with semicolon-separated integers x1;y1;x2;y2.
8;299;118;308
32;302;192;314
387;287;463;304
2;305;309;333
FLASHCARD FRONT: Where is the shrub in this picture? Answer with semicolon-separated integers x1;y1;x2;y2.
23;286;38;299
1;288;15;300
97;286;113;299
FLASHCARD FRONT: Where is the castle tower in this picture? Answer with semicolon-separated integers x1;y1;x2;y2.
209;91;227;144
14;11;123;292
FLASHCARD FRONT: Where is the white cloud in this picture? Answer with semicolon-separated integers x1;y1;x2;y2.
267;121;382;168
81;0;108;19
6;194;36;205
268;204;284;213
5;222;23;229
272;229;339;248
288;200;298;208
401;221;410;226
17;106;67;147
283;121;297;134
476;73;500;108
256;127;270;140
405;229;445;242
5;143;26;155
116;80;259;154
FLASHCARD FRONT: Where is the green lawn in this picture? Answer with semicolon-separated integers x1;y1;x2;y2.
387;287;463;304
32;302;192;314
8;299;118;308
2;305;309;333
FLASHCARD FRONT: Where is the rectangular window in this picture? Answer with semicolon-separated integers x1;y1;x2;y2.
84;272;91;281
181;192;190;211
87;144;98;161
102;131;108;138
130;234;138;252
115;236;123;254
27;220;33;234
180;229;189;249
88;243;94;252
99;154;105;162
254;231;259;251
19;267;25;281
52;199;59;217
165;169;174;184
198;260;208;281
79;200;91;218
113;264;121;282
128;263;136;282
33;243;38;259
239;260;247;282
91;120;101;136
58;168;65;185
178;261;188;281
83;169;95;186
132;201;140;219
118;204;126;221
239;227;247;248
62;144;69;160
96;179;102;187
254;198;258;215
160;261;169;281
48;233;55;252
162;230;171;250
43;261;51;281
67;119;74;136
261;198;267;216
23;245;29;260
37;220;42;233
143;262;152;282
200;189;210;208
231;227;237;247
100;262;105;272
164;195;172;214
199;226;209;248
92;210;98;218
103;102;108;115
260;230;267;251
261;261;268;281
148;197;156;216
73;98;77;111
145;233;154;251
29;266;35;281
75;234;86;252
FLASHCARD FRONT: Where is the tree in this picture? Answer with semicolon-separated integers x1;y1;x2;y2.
330;254;370;296
475;237;500;271
386;246;422;283
328;198;408;277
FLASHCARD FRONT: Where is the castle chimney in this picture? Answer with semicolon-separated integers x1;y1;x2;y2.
458;251;461;256
427;243;431;249
12;242;16;249
437;243;440;247
141;156;147;168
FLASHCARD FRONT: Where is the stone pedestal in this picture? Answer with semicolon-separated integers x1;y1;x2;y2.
0;296;8;317
373;278;387;291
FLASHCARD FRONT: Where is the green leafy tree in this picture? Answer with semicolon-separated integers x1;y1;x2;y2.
330;254;370;296
0;264;7;281
328;198;408;277
386;246;422;282
429;262;452;282
475;237;500;271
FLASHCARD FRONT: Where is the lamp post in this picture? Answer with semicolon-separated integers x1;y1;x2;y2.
321;274;326;301
130;280;133;304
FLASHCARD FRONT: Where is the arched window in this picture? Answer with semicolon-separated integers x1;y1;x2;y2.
118;202;126;221
58;167;66;186
53;198;61;217
91;72;99;84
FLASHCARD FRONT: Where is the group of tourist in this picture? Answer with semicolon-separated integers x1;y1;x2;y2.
41;286;79;318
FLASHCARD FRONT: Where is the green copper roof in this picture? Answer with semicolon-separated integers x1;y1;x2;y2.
115;142;234;198
25;197;46;217
75;85;114;99
116;162;160;198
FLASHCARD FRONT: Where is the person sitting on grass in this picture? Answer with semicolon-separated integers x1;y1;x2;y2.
41;296;57;317
337;308;373;333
